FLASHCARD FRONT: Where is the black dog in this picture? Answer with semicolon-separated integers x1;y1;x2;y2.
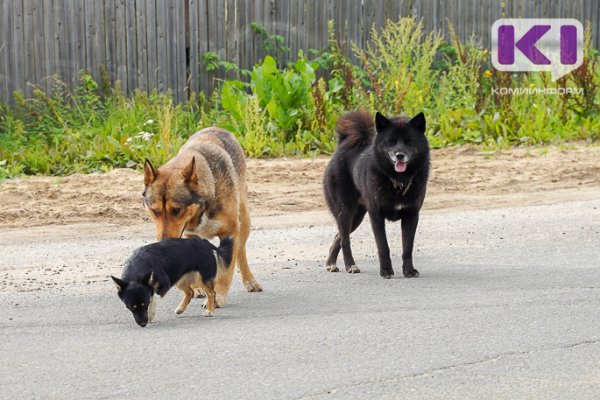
112;236;233;327
323;110;430;278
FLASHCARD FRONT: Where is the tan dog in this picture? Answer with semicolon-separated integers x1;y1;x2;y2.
142;127;262;307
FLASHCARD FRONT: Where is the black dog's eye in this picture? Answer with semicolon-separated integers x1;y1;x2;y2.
141;303;145;307
171;208;181;216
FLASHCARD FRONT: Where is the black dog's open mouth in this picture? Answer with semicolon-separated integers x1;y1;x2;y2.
394;161;407;173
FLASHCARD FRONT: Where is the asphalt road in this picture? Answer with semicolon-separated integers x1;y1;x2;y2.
1;201;599;399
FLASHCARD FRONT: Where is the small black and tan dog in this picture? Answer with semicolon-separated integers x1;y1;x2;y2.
323;110;430;279
112;236;233;327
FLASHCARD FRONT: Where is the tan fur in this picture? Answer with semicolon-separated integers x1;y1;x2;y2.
173;272;216;316
143;128;262;307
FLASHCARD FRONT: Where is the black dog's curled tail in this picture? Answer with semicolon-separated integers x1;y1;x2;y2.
216;237;234;269
335;110;375;149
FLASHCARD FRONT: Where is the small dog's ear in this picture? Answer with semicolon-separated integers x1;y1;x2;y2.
410;112;426;133
144;159;158;187
141;271;153;285
182;157;197;183
147;272;160;291
111;276;128;293
375;112;391;133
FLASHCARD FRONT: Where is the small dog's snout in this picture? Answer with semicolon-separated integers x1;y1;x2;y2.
395;152;406;160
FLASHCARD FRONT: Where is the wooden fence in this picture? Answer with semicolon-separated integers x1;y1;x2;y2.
1;0;599;104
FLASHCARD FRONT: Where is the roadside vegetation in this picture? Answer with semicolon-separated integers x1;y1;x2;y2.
1;17;599;178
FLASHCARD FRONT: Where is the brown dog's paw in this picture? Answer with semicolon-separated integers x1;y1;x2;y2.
243;279;263;292
326;264;339;272
214;294;226;308
346;265;361;274
202;309;214;317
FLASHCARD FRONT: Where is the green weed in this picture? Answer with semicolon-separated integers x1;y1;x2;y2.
0;16;598;178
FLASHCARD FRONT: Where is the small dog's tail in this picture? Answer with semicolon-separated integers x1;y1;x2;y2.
212;237;234;271
335;110;375;150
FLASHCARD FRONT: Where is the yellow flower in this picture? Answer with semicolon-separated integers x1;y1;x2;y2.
484;70;492;78
529;83;535;88
483;49;489;55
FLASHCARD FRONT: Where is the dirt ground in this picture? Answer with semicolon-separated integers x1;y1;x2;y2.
0;144;599;229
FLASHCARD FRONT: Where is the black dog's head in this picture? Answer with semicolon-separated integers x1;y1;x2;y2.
374;112;428;174
112;273;155;327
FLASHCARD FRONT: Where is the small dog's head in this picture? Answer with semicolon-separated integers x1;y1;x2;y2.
112;273;156;327
143;157;207;240
374;112;428;174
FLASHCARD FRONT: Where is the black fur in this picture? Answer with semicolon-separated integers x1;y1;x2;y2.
112;236;233;327
323;110;430;278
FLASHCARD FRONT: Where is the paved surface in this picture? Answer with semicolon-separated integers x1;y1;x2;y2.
1;201;599;399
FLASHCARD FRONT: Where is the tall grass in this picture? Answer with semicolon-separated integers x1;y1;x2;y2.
1;17;598;178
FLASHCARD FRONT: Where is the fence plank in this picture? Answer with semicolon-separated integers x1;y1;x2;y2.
0;0;9;100
73;0;86;78
22;0;36;97
175;0;186;101
32;0;47;91
104;0;117;89
125;0;137;93
136;0;147;92
188;0;199;96
11;0;24;97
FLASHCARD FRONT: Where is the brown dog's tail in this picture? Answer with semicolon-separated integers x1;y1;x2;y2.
335;110;375;150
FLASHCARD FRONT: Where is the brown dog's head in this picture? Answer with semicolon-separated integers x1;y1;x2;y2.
143;157;206;240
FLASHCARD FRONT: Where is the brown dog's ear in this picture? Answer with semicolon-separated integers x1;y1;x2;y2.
182;156;197;183
111;276;128;293
144;159;158;187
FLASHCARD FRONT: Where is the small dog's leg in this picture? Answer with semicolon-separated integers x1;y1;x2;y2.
401;212;420;278
193;288;206;298
175;289;194;314
148;295;158;322
369;212;394;279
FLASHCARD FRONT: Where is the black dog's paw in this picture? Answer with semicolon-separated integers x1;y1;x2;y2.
326;264;339;272
380;267;394;279
403;268;420;278
346;265;360;274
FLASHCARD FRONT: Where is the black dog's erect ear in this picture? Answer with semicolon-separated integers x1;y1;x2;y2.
111;276;128;293
409;112;426;133
182;156;197;183
144;159;158;187
375;112;391;133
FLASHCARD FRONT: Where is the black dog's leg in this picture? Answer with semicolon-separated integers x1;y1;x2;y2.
326;233;341;272
326;206;366;272
337;206;363;274
401;212;420;278
369;212;394;279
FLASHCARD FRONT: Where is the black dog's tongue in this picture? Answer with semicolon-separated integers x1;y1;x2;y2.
395;161;407;173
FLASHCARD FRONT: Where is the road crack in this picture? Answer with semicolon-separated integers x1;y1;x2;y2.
298;339;600;399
